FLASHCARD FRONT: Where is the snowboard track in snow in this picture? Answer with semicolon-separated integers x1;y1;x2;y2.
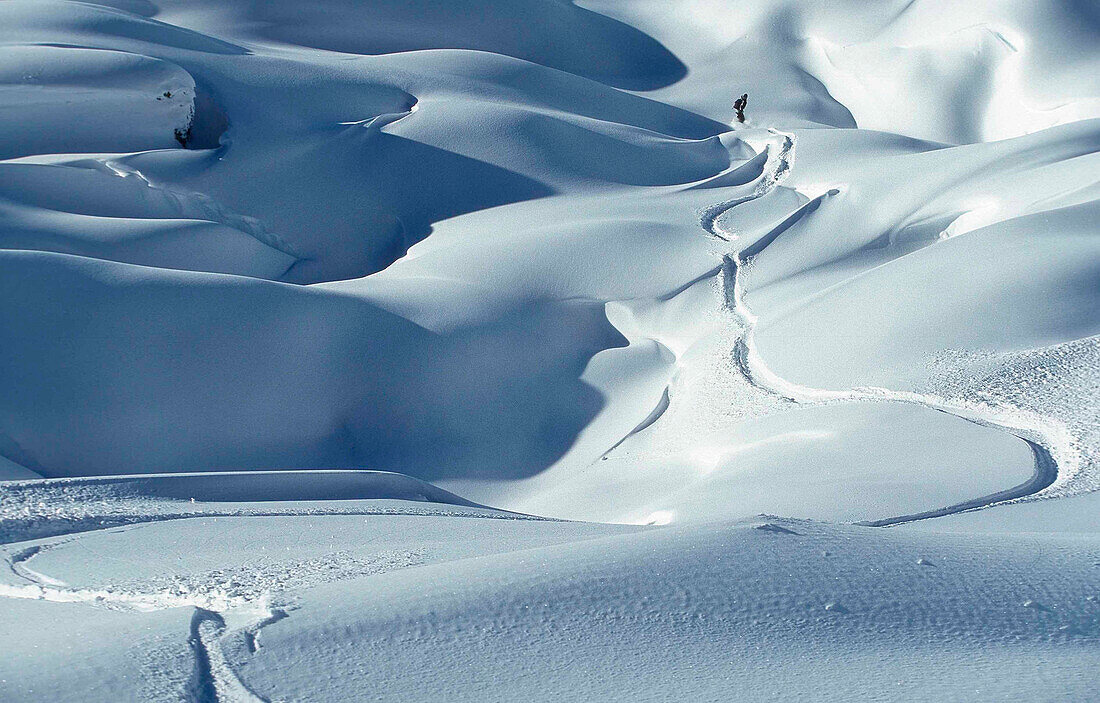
702;129;1065;528
190;609;269;703
4;541;279;703
0;470;547;696
0;523;432;702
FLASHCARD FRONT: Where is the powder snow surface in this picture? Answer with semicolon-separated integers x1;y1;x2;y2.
0;0;1097;701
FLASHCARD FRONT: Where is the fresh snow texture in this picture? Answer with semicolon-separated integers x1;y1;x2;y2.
0;0;1098;701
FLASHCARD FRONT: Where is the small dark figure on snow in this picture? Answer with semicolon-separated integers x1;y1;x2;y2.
733;93;748;123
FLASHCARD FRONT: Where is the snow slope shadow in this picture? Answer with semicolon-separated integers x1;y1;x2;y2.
0;0;249;56
163;0;687;90
0;252;616;483
167;129;555;285
0;44;226;160
0;131;553;284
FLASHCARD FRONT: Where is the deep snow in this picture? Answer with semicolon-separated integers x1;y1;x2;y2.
0;0;1098;700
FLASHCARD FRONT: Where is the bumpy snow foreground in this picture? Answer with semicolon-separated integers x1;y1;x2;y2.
1;0;1099;700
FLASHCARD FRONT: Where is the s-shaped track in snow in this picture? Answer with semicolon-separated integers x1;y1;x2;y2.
702;128;1064;528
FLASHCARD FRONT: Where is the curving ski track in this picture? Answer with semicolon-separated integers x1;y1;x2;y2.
702;129;1061;527
0;532;418;703
190;609;269;703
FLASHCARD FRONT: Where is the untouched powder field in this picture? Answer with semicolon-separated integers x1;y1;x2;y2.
0;0;1098;700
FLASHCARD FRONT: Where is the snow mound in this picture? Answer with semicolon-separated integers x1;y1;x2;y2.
154;0;687;90
0;45;199;159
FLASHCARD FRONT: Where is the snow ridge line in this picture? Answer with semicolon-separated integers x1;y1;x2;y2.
703;129;1069;526
98;157;304;262
0;503;555;545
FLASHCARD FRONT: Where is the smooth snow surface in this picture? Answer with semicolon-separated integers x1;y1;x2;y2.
0;0;1097;700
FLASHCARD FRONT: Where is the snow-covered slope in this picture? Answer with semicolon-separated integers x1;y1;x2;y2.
0;0;1097;700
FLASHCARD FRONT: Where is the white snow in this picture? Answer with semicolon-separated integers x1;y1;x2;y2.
0;0;1097;700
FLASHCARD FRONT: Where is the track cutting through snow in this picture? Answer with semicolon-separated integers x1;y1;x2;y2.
3;542;279;702
190;609;269;703
1;522;430;702
702;130;1065;527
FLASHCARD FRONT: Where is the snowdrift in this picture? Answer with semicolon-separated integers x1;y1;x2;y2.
4;470;482;506
0;0;1098;699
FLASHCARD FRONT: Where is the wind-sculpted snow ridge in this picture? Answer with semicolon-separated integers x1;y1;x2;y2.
0;471;547;544
0;157;298;279
8;470;485;506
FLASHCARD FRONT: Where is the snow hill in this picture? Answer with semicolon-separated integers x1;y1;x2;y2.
0;0;1097;700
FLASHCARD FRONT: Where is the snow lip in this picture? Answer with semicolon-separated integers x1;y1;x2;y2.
2;469;486;507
